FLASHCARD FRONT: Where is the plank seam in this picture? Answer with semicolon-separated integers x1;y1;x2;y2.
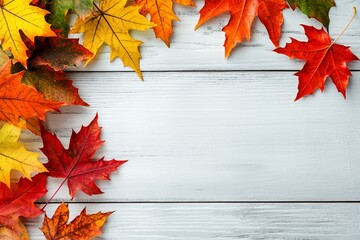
37;201;360;204
66;70;360;73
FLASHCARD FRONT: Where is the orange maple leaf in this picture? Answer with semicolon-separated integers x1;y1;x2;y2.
41;203;112;240
0;60;62;125
195;0;288;57
135;0;195;46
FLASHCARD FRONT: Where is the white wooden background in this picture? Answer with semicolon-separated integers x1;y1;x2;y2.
24;0;360;238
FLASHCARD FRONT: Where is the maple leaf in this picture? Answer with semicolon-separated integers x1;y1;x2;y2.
275;25;359;100
20;65;88;107
41;115;127;199
41;203;112;240
135;0;195;46
195;0;288;57
15;35;93;106
17;66;87;110
0;60;62;125
0;0;55;67
70;0;156;79
26;36;94;71
46;0;94;37
23;117;43;136
0;121;47;187
287;0;335;30
1;35;91;135
0;174;47;239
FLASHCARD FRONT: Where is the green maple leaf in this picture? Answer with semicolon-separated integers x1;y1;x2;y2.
287;0;336;30
46;0;94;37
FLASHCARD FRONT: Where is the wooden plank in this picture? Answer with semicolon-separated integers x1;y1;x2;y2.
67;0;360;72
21;71;360;201
26;203;360;239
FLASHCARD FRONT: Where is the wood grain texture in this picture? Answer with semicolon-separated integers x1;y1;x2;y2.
19;3;360;237
67;0;360;73
21;71;360;202
26;203;360;239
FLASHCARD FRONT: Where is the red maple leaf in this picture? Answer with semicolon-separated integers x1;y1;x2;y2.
275;25;359;100
41;115;127;199
195;0;288;57
0;174;47;239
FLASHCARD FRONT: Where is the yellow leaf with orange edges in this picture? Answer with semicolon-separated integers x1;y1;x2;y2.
0;0;55;67
70;0;155;79
41;203;112;240
0;121;47;187
135;0;195;46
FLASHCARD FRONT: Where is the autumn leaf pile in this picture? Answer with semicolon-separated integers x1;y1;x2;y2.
0;0;358;238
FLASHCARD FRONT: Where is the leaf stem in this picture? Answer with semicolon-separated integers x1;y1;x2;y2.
331;7;357;45
42;178;67;210
42;122;96;210
93;2;102;13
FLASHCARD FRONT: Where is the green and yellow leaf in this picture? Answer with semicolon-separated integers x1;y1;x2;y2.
46;0;94;37
287;0;336;29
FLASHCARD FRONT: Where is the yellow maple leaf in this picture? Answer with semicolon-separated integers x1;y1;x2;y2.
70;0;156;79
135;0;195;46
0;121;47;187
0;0;55;68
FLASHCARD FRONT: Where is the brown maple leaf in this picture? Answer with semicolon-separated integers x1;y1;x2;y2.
17;35;93;106
41;203;112;240
7;35;93;134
